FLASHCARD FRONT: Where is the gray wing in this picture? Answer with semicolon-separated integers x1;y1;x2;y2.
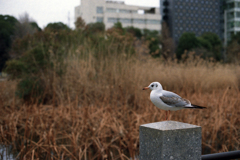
162;90;181;98
160;90;190;107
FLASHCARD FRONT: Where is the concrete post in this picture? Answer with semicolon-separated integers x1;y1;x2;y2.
139;121;201;160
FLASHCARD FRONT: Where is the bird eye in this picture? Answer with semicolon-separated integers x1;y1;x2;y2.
156;84;158;87
151;84;154;87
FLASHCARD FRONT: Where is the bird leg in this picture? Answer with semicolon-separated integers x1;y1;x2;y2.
168;110;171;120
165;110;171;120
165;111;168;121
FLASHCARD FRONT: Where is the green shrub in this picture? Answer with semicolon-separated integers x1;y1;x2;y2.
5;32;68;103
177;32;223;61
15;77;44;102
5;27;136;104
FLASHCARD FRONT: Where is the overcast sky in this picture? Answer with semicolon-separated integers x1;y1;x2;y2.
0;0;159;29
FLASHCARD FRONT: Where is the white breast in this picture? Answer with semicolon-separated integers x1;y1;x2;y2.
150;91;171;111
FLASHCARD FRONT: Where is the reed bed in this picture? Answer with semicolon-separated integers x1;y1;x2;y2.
1;54;239;159
0;31;239;159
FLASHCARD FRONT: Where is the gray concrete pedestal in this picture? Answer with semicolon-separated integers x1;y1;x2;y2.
139;121;201;160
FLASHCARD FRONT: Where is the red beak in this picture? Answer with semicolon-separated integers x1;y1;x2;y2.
142;87;149;90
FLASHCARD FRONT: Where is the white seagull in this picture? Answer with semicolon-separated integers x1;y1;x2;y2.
143;82;206;120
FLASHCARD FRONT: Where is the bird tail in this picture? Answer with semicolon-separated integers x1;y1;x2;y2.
185;104;206;109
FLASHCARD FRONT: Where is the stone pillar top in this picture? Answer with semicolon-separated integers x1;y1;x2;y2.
141;120;201;131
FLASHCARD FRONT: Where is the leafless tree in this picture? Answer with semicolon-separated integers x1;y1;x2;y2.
161;22;175;60
74;17;86;30
14;12;37;39
227;40;240;64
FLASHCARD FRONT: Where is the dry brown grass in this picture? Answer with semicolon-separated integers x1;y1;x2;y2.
0;52;240;159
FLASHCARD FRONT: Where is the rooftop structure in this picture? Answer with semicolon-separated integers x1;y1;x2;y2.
75;0;161;32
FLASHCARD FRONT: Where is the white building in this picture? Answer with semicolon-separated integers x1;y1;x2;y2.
75;0;161;32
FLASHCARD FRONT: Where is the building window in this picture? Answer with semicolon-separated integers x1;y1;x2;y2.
146;19;160;24
106;8;117;13
108;17;118;23
119;9;131;13
106;8;136;14
227;22;234;29
96;17;103;22
237;2;240;8
227;2;234;9
236;12;240;18
119;18;131;23
227;32;234;40
227;12;234;19
96;7;103;14
133;19;145;24
132;10;138;14
235;21;240;27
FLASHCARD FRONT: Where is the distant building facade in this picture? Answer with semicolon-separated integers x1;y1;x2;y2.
75;0;161;32
160;0;223;44
224;0;240;45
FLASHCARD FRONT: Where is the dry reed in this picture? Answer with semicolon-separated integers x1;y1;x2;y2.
0;44;239;159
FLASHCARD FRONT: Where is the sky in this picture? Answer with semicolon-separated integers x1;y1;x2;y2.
0;0;159;29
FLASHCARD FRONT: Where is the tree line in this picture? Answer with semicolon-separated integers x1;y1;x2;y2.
1;14;240;73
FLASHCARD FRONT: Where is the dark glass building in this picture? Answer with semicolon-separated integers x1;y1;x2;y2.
160;0;223;44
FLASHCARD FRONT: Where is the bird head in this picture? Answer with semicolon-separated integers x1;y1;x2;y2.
143;82;163;91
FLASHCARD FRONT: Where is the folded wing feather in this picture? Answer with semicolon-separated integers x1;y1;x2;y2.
160;90;191;107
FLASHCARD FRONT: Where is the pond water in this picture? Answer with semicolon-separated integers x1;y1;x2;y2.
0;145;15;160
